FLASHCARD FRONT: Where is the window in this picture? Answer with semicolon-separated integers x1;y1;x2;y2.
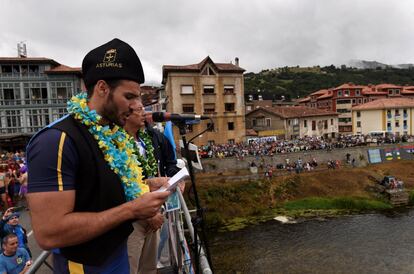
338;118;352;123
395;121;400;127
357;121;361;127
357;111;361;118
207;140;215;146
228;122;234;130
182;104;194;113
181;85;194;94
352;99;356;104
304;120;307;127
337;99;351;104
355;90;360;96
50;82;73;103
388;90;393;95
387;122;391;129
403;120;407;127
324;120;328;129
337;109;351;113
331;119;333;125
312;121;316;131
338;91;342;97
224;103;235;112
387;110;391;117
266;118;271;127
395;109;400;117
344;90;350;97
358;99;362;104
203;85;215;94
228;139;235;144
395;89;400;95
246;105;252;111
204;103;215;113
207;122;215;132
224;85;235;94
202;66;216;75
1;65;12;74
252;119;257;127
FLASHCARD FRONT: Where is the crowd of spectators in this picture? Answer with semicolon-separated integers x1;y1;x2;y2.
199;134;413;159
0;151;27;209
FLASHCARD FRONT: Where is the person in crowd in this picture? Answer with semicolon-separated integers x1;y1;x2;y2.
0;233;31;274
124;100;181;274
18;166;28;205
0;165;7;211
26;38;171;273
0;207;30;257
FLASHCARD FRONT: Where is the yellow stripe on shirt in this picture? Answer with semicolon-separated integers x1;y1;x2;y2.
68;260;85;274
57;132;66;191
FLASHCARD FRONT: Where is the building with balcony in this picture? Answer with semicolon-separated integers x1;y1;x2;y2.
0;57;82;151
246;106;338;139
299;83;414;134
352;98;414;136
162;56;245;146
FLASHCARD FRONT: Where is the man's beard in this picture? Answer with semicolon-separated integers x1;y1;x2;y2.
102;92;124;126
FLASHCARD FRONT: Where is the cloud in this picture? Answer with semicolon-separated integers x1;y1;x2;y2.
1;0;414;84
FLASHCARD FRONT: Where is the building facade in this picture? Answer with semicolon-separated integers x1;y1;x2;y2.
352;98;414;136
246;106;338;139
0;57;82;151
299;83;414;134
162;56;245;146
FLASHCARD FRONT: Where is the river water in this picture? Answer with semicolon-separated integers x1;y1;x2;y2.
210;209;414;274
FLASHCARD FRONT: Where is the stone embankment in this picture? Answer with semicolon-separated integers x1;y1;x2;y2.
199;143;414;173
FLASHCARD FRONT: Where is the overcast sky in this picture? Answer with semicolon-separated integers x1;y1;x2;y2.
1;0;414;85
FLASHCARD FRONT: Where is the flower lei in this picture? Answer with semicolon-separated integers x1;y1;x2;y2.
135;129;158;178
67;92;149;201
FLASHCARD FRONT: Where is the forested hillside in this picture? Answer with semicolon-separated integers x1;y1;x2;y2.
244;65;414;101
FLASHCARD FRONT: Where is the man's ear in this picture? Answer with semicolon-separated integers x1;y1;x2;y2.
95;80;110;97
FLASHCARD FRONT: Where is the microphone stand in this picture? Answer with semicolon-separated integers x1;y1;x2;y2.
173;120;214;274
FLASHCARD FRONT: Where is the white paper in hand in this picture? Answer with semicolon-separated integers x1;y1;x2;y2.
156;167;189;192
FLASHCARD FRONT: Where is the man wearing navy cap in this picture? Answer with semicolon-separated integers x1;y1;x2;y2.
26;39;171;273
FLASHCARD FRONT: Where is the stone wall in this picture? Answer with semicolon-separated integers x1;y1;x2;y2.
198;143;414;173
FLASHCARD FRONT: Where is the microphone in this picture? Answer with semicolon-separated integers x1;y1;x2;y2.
145;112;209;123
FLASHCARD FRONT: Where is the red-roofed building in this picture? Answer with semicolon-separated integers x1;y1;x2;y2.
298;82;414;134
352;98;414;135
245;106;338;139
0;54;82;151
162;56;246;146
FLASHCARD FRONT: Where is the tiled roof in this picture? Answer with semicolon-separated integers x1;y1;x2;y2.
297;97;311;103
269;106;338;118
162;56;245;83
310;89;329;96
352;98;414;110
45;64;81;74
140;86;159;106
375;84;402;89
0;57;60;66
334;83;366;90
246;129;258;136
317;92;333;99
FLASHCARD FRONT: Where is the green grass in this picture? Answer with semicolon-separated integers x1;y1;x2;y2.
283;197;392;211
409;190;414;205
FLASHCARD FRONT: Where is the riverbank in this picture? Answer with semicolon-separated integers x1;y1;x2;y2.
193;160;414;231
